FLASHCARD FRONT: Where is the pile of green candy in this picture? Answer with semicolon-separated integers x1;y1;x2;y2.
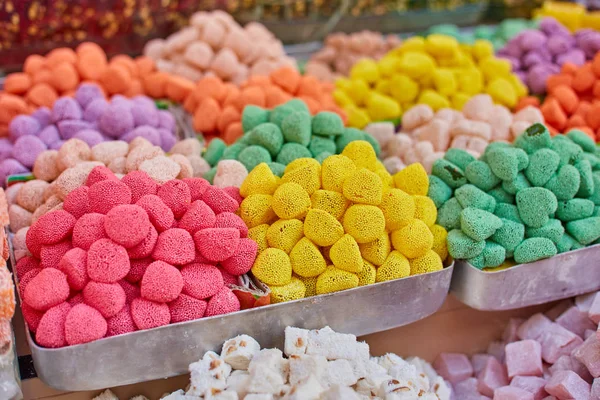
201;99;380;181
429;123;600;269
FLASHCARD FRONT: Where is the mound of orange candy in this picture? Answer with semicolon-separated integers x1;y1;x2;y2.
181;67;347;144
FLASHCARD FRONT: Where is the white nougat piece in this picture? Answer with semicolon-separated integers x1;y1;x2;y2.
378;379;419;400
284;327;309;356
319;384;362;400
93;390;119;400
323;359;358;387
221;334;261;370
226;371;249;398
204;389;239;400
244;395;274;400
306;327;360;360
249;349;289;379
355;373;392;397
245;368;285;394
160;390;199;400
288;354;328;385
377;354;410;372
353;358;387;381
406;357;438;384
430;376;452;400
282;375;324;400
187;352;231;396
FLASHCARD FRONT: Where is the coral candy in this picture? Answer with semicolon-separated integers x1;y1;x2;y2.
36;302;71;348
152;228;195;265
58;247;88;291
131;298;170;330
63;185;90;219
15;256;39;280
157;180;191;219
204;287;240;317
135;194;175;232
127;226;158;259
86;238;131;283
72;213;107;250
83;282;126;318
121;170;158;203
24;268;70;311
88;180;132;214
214;212;248;237
31;210;76;245
64;304;107;345
141;260;183;303
85;165;118;187
221;238;258;276
107;304;136;337
201;185;239;214
104;204;152;248
194;227;240;262
178;200;216;234
181;263;224;300
169;294;207;323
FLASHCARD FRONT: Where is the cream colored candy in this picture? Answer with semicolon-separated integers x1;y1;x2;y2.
187;154;211;177
434;108;463;124
139;155;181;184
9;204;32;233
510;121;531;139
16;180;49;212
56;139;92;171
211;48;240;80
466;136;488;155
173;63;204;83
422;152;444;173
386;134;414;159
450;119;492;141
364;122;395;151
170;138;202;157
33;150;61;182
383;157;405;175
213;160;248;188
143;39;166;60
169;154;194;179
5;183;22;206
125;145;164;173
462;94;494;121
108;157;127;174
54;165;92;200
184;42;214;70
401;104;434;131
514;106;544;124
91;141;129;166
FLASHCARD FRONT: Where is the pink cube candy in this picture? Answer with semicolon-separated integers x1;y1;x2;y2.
575;292;598;314
585;329;595;340
556;306;597;337
545;299;574;321
589;294;600;325
591;379;599;399
545;370;591;400
477;357;509;397
454;378;492;400
488;341;506;362
510;376;548;400
433;353;474;383
505;340;543;378
493;386;534;400
573;334;600;378
518;314;554;341
504;318;526;343
539;324;582;364
473;354;496;374
548;355;593;384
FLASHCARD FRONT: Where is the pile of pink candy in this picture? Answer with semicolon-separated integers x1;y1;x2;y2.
434;292;599;399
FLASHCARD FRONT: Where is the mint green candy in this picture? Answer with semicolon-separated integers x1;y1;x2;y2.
482;142;511;161
487;147;519;181
275;143;312;165
514;148;529;171
525;219;564;244
514;237;557;264
315;152;334;164
455;184;496;212
238;145;272;171
465;160;501;191
556;199;594;222
491;218;525;252
557;232;579;253
444;148;476;171
467;253;485;269
494;203;522;223
281;111;312;146
246;123;283;156
567;129;596;153
551;135;583;166
582;152;599;170
480;241;506;268
447;229;485;259
221;143;247;161
513;123;552;154
242;105;269;132
575;159;594;198
589;174;600;205
516;187;558;228
269;104;295;127
308;136;336;157
432;159;467;188
203;166;217;184
525;148;560;187
285;99;310;114
502;173;532;195
336;128;365;153
544;164;580;201
267;162;286;177
460;207;503;241
566;216;600;245
488;186;515;204
204;138;227;166
436;197;463;230
312;111;344;136
428;175;453;208
594;206;600;217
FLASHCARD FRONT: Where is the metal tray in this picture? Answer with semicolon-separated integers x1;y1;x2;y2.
24;264;452;390
450;244;600;311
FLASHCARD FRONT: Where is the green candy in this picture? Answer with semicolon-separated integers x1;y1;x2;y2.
502;173;531;195
566;216;600;245
557;232;579;253
594;206;600;217
513;123;552;154
544;165;581;201
431;159;467;189
361;133;381;156
285;99;311;114
444;148;476;171
436;197;463;230
482;142;511;161
460;207;503;241
494;203;522;223
204;138;227;166
589;174;600;205
428;175;453;208
516;187;558;228
246;123;283;157
488;187;515;204
242;105;269;132
465;160;501;191
487;147;519;181
269;104;295;127
514;148;529;171
275;143;312;165
203;166;217;184
481;241;506;268
455;184;496;212
491;218;525;252
221;143;248;160
550;135;582;166
556;199;595;222
312;111;344;136
514;237;557;264
447;229;485;259
582;152;600;170
525;148;560;187
336;128;365;153
575;159;594;198
267;162;286;177
568;129;597;153
308;136;336;157
281;111;312;146
315;152;334;164
525;219;564;244
467;253;486;269
238;145;272;171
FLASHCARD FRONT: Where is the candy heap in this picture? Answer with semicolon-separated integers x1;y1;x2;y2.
334;35;528;129
534;1;600;31
435;292;600;399
365;94;544;174
430;123;600;270
161;326;451;399
304;31;402;82
183;69;344;144
0;83;179;186
201;98;372;182
144;10;294;85
17;167;254;348
498;18;600;94
240;141;448;304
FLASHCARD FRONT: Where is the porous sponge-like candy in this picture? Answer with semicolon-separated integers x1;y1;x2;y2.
281;159;321;195
312;111;344;136
491;218;525;253
342;204;386;244
393;163;429;196
246;123;284;157
575;159;594;198
316;266;359;295
321;155;357;192
275;143;312;166
239;194;277;228
566;217;600;245
304;208;344;246
502;173;531;196
430;224;448;261
557;233;581;253
238;145;272;171
465;161;501;192
289;237;327;278
239;163;279;197
375;250;410;282
281;111;312;146
269;277;306;304
391;219;433;259
357;260;376;286
513;237;557;264
266;219;304;254
329;234;362;273
409;250;443;275
494;203;521;225
272;183;310;219
251;248;292;286
358;233;391;267
516;187;558;228
525;149;560;187
444;148;476;171
310;190;349;220
436;197;463;231
455;184;496;213
341;141;378;171
525;219;564;244
486;147;519;181
460;207;503;241
513;123;552;154
342;168;383;205
413;195;437;227
428;175;452;208
432;159;467;189
556;199;595;222
544;165;580;201
242;105;270;132
447;229;485;259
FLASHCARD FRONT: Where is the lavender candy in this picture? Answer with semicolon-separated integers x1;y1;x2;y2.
158;110;176;131
120;125;161;147
547;35;575;57
132;95;156;109
158;128;176;152
0;139;13;160
131;102;159;128
83;98;109;123
503;39;523;58
111;95;134;110
503;56;522;71
38;125;61;147
30;107;52;128
0;159;28;184
527;64;557;95
556;49;586;67
540;17;571;37
73;129;105;147
12;136;47;168
50;141;65;150
74;83;105;109
519;30;548;52
522;51;548;69
51;97;82;122
8;115;41;142
97;103;135;138
57;120;93;140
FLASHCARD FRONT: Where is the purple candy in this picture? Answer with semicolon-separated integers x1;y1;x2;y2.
520;30;548;52
83;98;109;123
111;95;133;110
57;120;93;140
8;115;41;142
132;95;156;109
503;56;521;71
120;125;161;146
98;104;135;138
523;51;546;69
556;49;586;67
547;34;575;56
51;97;82;122
0;139;13;160
12;135;47;168
528;64;557;95
38;125;61;146
73;129;105;147
540;17;571;37
158;110;176;131
515;70;527;84
50;140;65;150
30;107;52;128
503;40;523;58
158;128;176;152
0;158;28;184
131;103;159;127
75;83;105;109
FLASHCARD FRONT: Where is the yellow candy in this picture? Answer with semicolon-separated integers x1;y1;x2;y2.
425;34;459;58
507;74;528;98
345;105;372;129
380;188;415;231
296;274;318;297
248;224;269;254
398;52;436;79
304;209;344;246
409;250;443;275
366;92;401;122
239;194;277;228
391;219;434;259
417;89;450;111
357;260;377;286
316;266;359;295
321;155;356;192
343;168;383;206
358;233;391;266
433;69;457;97
479;57;512;81
393;163;429;196
272;182;311;219
487;77;517;108
343;204;386;244
270;277;306;304
240;163;279;197
377;55;400;77
430;224;448;261
347;79;371;106
390;75;420;103
376;250;410;282
290;237;327;278
341;141;378;171
375;79;392;95
451;92;471;110
335;77;353;92
395;37;426;54
284;157;320;175
311;190;349;220
350;59;380;84
329;234;362;273
281;161;321;195
472;39;494;61
252;248;292;286
333;89;354;108
413;195;437;227
267;219;304;254
457;69;483;95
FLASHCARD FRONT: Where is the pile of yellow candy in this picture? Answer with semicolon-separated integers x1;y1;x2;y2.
333;35;528;128
534;1;600;32
238;141;449;303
